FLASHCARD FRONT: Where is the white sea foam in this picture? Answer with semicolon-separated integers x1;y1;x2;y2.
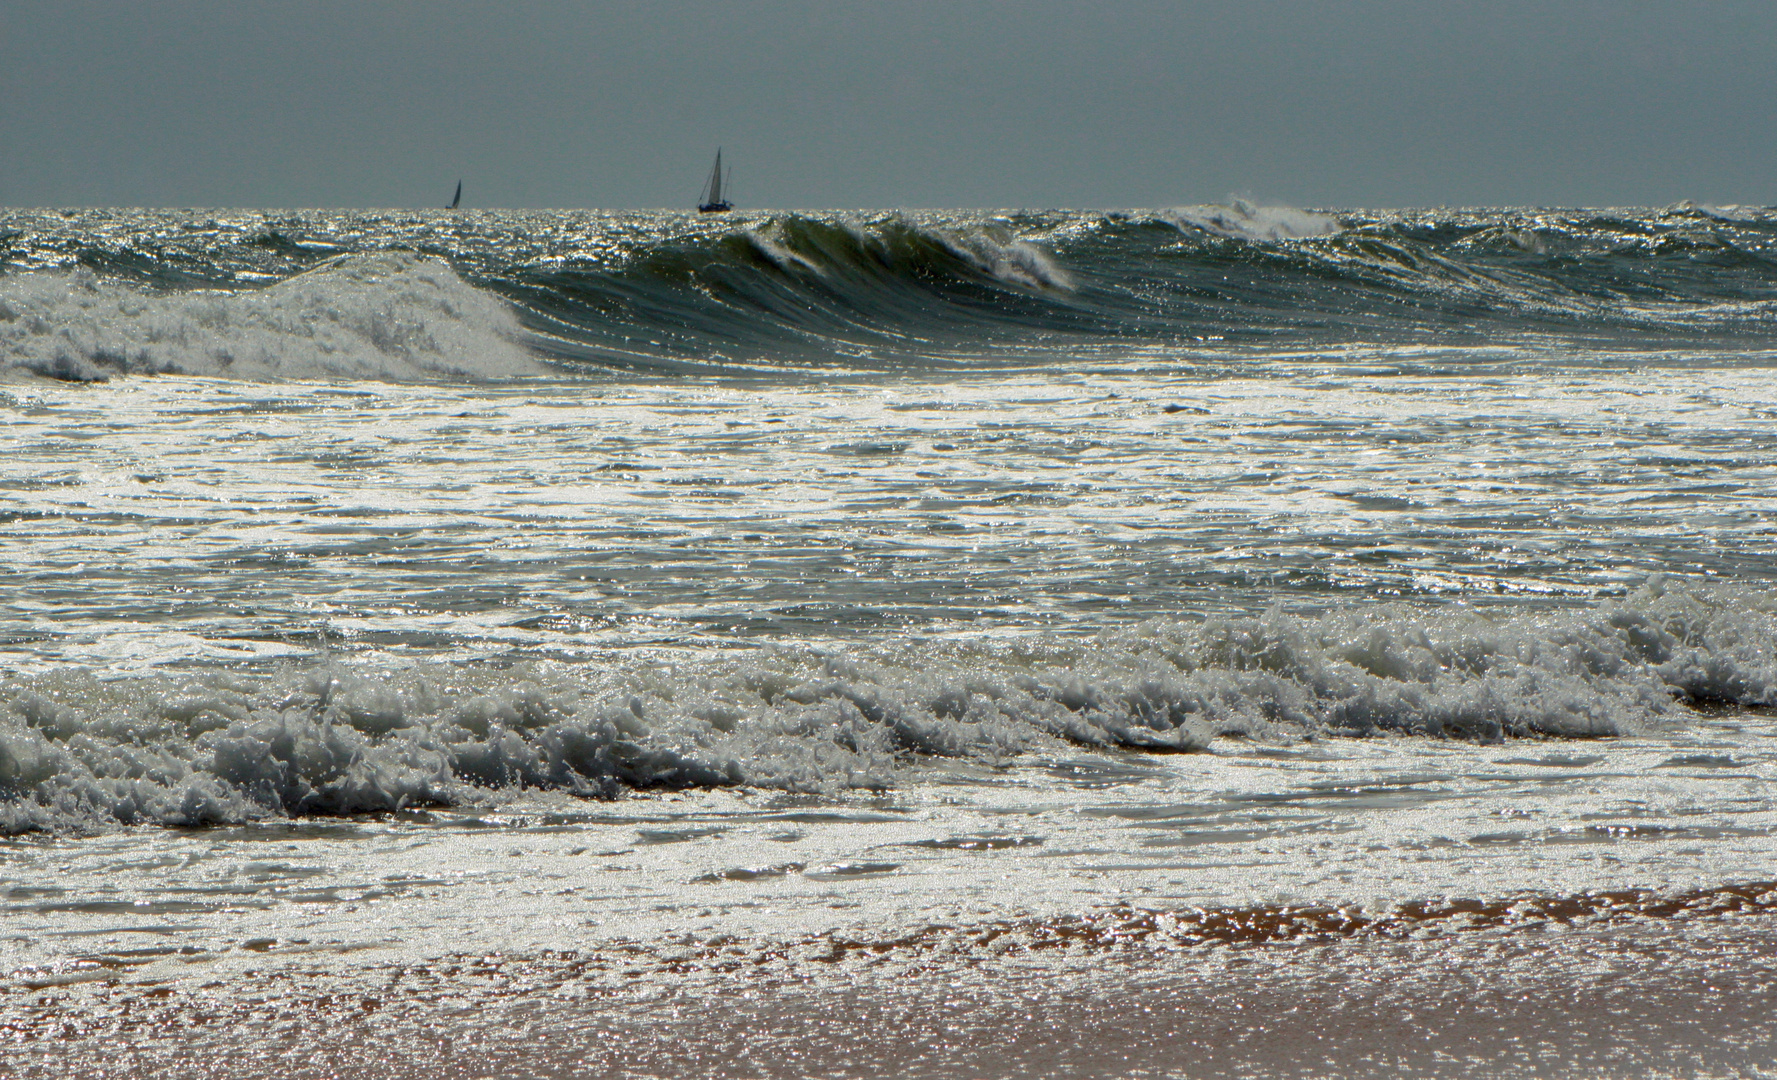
2;581;1774;833
1670;200;1768;223
928;226;1074;290
744;228;827;275
0;253;542;382
1164;199;1342;241
743;217;1073;291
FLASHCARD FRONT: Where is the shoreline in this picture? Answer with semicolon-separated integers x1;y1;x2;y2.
8;901;1776;1078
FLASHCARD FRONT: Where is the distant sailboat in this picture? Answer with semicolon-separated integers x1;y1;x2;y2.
697;150;733;213
447;180;462;210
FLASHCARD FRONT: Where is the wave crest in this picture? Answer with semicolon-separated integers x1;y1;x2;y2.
1163;200;1343;242
11;206;1777;377
3;582;1775;833
0;253;542;382
726;215;1072;292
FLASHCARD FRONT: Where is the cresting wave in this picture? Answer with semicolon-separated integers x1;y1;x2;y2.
3;581;1773;833
6;204;1777;381
1163;199;1342;241
0;253;540;381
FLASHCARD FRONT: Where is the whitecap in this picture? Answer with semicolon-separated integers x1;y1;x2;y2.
1164;199;1342;241
4;580;1775;833
0;253;543;383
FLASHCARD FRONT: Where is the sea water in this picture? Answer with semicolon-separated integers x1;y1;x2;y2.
2;204;1776;1076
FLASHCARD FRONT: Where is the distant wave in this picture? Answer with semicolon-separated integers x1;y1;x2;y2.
500;213;1091;374
498;206;1777;373
4;580;1774;832
1162;199;1343;241
738;215;1073;291
6;205;1777;381
0;253;541;382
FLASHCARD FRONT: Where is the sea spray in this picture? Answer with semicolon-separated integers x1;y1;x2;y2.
0;253;540;382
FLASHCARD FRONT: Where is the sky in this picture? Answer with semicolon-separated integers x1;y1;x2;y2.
2;0;1773;210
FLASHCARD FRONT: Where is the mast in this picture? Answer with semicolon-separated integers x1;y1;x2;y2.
697;149;733;212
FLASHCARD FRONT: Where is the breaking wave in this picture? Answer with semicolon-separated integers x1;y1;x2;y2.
7;204;1777;380
0;253;541;382
4;580;1774;833
1163;199;1343;241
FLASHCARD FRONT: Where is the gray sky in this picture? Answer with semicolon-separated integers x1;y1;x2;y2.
2;0;1772;209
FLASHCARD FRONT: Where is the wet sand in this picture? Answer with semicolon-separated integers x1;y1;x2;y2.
8;902;1776;1079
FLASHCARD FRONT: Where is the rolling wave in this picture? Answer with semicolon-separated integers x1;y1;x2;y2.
0;253;539;381
1163;199;1343;241
4;581;1773;832
4;204;1777;381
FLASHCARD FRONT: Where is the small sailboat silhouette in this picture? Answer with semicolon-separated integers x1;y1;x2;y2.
697;150;733;213
447;180;462;210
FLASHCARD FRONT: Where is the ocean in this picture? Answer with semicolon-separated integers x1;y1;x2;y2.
3;202;1776;1077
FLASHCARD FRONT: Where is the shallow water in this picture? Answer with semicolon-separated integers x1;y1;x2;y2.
4;205;1777;1075
6;365;1777;669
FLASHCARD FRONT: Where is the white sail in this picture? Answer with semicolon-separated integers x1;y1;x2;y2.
699;149;732;211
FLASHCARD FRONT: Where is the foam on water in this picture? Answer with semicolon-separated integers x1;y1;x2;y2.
4;580;1772;834
9;206;1777;379
5;207;1777;1070
0;253;541;382
739;216;1071;291
1163;199;1343;241
923;224;1074;291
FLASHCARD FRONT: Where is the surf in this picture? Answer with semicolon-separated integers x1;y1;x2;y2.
6;205;1777;382
0;252;541;382
5;580;1773;832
